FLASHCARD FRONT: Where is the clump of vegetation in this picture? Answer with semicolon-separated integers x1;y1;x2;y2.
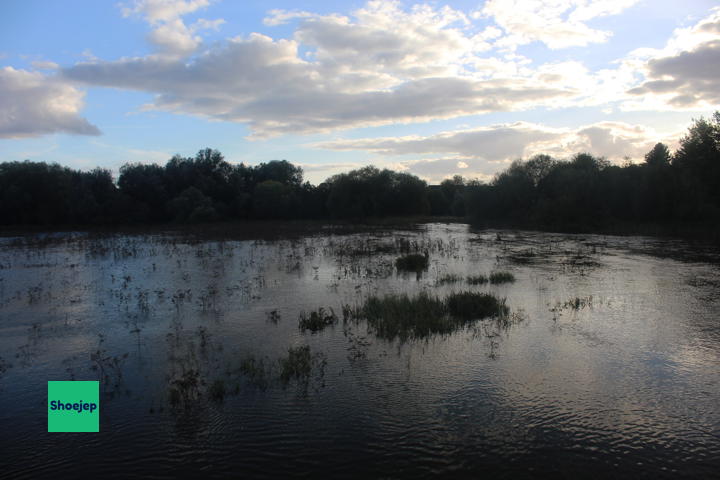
266;309;281;324
446;292;508;319
0;356;10;378
238;355;270;389
278;346;326;387
489;271;515;284
563;295;593;310
345;291;508;340
356;292;448;339
168;368;201;408
299;307;338;333
549;295;595;320
466;274;488;285
395;252;429;272
209;379;226;402
437;273;463;285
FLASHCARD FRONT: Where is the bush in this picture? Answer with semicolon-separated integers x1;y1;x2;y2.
395;253;429;272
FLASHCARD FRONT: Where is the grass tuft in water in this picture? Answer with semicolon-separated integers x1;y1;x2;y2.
437;273;463;285
395;253;429;272
445;292;508;319
359;292;448;339
299;307;338;333
466;274;488;285
209;379;226;402
278;346;326;387
489;271;515;284
346;291;508;340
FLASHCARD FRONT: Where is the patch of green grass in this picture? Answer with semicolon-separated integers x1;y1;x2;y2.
466;274;488;285
299;307;338;333
345;291;508;340
489;271;515;284
395;253;429;272
437;273;463;285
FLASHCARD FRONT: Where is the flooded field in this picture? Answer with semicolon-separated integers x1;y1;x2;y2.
1;223;719;478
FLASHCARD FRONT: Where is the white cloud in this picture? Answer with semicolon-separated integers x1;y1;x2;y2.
625;8;720;110
0;67;100;139
49;0;715;142
120;0;222;56
121;0;210;23
480;0;639;49
263;9;319;27
62;44;575;139
63;2;584;138
31;61;59;70
313;120;679;182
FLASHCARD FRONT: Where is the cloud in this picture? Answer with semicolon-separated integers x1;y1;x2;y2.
31;61;59;70
63;2;582;138
53;0;711;140
263;9;319;27
480;0;639;49
0;67;100;139
625;8;720;110
120;0;222;56
399;157;497;183
315;122;562;160
313;120;677;182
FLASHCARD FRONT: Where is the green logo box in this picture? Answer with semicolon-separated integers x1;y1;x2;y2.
47;381;100;432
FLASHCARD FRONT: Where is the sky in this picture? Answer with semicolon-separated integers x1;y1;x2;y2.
1;0;719;184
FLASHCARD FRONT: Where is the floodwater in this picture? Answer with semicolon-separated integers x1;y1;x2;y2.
0;223;719;479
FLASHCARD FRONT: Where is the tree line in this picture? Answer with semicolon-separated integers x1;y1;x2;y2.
1;113;718;232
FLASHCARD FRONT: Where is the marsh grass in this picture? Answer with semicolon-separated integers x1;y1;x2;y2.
299;307;338;333
466;274;488;285
446;292;508;320
395;253;429;272
489;271;515;284
238;355;270;389
345;291;508;340
437;273;463;285
168;368;201;408
209;379;226;402
279;345;326;388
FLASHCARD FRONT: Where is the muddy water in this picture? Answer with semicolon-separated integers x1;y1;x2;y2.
0;224;718;478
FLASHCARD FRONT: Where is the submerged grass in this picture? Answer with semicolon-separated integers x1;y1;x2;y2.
238;355;270;389
489;271;515;284
345;291;508;340
278;345;326;388
446;292;508;319
209;379;226;402
299;307;338;333
395;253;429;272
466;274;488;285
437;273;463;285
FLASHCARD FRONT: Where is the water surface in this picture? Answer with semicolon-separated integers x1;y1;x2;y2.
1;224;719;478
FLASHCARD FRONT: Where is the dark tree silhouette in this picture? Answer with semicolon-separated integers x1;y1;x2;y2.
2;113;719;234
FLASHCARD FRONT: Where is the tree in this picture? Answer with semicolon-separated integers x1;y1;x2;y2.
166;186;218;223
254;160;304;188
253;180;296;219
672;113;720;217
644;143;671;167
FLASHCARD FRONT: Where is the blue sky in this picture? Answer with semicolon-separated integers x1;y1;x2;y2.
1;0;719;183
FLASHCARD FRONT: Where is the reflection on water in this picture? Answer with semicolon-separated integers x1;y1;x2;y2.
1;224;719;478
